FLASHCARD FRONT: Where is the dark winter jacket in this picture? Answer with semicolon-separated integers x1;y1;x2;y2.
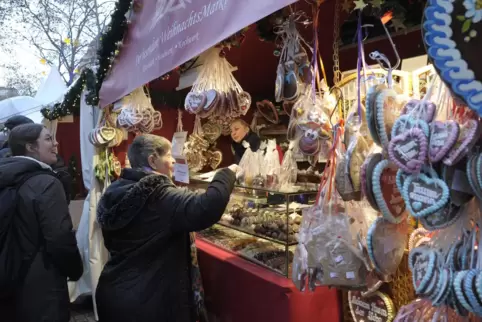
0;145;11;158
231;131;261;164
95;168;236;322
0;157;83;322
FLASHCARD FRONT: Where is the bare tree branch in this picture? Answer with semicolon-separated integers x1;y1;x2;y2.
1;0;114;87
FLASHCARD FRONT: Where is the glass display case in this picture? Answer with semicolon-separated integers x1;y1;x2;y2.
189;177;318;277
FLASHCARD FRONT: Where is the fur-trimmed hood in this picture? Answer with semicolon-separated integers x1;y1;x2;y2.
97;169;175;231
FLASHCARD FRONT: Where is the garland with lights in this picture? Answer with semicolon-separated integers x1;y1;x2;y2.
41;69;96;120
43;0;133;120
85;0;133;106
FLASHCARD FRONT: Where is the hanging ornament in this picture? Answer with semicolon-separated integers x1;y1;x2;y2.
353;0;367;11
40;58;47;65
390;18;407;32
63;38;71;45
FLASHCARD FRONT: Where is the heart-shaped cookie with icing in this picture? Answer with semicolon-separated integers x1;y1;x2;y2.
444;119;481;166
185;92;207;114
467;154;482;200
420;204;461;231
401;99;436;123
391;115;430;138
367;217;407;276
410;247;437;294
347;136;370;195
365;85;386;145
348;290;395;322
237;91;252;115
442;160;474;207
388;128;428;174
372;160;406;224
208;149;223;170
402;173;450;218
429;121;460;163
375;89;406;147
202;122;222;144
335;158;359;201
362;153;383;210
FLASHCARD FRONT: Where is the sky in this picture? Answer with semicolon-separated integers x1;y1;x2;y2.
0;27;50;88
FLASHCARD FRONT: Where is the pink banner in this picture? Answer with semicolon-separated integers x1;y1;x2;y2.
99;0;298;107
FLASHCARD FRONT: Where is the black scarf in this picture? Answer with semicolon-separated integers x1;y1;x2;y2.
231;131;261;164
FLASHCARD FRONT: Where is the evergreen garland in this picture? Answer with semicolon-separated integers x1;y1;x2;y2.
41;69;95;120
85;0;133;106
43;0;133;120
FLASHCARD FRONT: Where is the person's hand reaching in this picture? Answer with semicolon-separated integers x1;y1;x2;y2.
227;164;243;179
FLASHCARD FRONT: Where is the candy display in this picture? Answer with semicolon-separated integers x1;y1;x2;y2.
220;203;302;244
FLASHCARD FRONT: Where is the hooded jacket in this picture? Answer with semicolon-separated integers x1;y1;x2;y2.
95;168;235;322
0;157;83;322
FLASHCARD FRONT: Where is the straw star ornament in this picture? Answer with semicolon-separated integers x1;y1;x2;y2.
353;0;367;11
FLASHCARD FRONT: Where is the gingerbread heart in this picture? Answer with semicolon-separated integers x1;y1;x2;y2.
402;173;450;218
442;160;474;207
410;247;437;294
335;158;359;201
372;160;406;224
420;204;461;231
348;291;395;322
204;90;218;110
423;0;482;116
443;119;481;166
401;99;436;123
347;136;370;195
237;91;252;115
388;128;428;174
375;89;405;147
429;121;460;163
391;115;430;138
185;92;207;114
209;149;223;170
202;122;222;144
367;217;407;276
363;153;383;210
467;154;482;200
365;85;386;145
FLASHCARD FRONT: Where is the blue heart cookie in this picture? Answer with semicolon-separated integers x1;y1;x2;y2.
410;248;437;294
391;115;430;138
423;0;482;116
375;88;398;147
365;85;382;145
372;160;406;224
402;173;450;218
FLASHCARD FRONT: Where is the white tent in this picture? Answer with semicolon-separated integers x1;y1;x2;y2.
0;67;67;124
35;67;67;104
0;96;45;123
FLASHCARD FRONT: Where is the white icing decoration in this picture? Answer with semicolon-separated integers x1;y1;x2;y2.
425;0;482;113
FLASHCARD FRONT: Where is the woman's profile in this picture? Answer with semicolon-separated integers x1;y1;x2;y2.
96;134;239;322
0;123;83;322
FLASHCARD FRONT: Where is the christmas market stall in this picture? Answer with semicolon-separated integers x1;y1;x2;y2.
42;0;482;321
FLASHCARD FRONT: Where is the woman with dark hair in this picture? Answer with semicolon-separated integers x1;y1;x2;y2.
96;134;239;322
0;123;83;322
0;115;34;159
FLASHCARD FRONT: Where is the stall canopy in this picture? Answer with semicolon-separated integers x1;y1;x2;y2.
0;67;67;124
99;0;297;107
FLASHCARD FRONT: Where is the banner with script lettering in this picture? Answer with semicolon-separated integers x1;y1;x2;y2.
99;0;298;107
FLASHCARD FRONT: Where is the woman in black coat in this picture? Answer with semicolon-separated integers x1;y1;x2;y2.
96;134;239;322
0;123;83;322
